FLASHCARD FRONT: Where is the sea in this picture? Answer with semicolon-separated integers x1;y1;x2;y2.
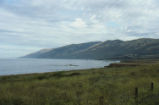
0;58;119;76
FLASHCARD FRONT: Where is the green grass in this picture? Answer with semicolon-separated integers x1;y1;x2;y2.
0;62;159;105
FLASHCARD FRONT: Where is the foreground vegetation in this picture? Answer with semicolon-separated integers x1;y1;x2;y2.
0;61;159;105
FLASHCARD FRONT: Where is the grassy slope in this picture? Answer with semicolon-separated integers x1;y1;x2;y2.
25;38;159;60
0;62;159;105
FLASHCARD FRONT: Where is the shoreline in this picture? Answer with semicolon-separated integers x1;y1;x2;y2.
0;67;100;77
0;58;116;76
0;59;156;77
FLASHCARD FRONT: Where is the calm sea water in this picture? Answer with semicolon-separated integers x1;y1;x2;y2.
0;58;119;76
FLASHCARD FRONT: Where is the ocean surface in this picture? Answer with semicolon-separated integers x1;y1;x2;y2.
0;58;119;76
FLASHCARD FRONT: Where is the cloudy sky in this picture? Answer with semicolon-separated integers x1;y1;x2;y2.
0;0;159;58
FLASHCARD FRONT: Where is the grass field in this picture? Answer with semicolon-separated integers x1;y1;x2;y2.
0;61;159;105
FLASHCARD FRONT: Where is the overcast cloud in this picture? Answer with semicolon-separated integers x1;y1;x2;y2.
0;0;159;58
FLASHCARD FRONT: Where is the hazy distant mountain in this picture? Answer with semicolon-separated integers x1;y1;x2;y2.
24;38;159;59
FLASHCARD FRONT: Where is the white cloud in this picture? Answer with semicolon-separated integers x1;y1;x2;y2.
0;0;159;58
71;18;87;28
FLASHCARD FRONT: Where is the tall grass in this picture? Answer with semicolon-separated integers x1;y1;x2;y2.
0;62;159;105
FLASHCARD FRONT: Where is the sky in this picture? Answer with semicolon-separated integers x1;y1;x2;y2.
0;0;159;58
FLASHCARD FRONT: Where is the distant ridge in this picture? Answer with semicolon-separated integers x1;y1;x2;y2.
23;38;159;60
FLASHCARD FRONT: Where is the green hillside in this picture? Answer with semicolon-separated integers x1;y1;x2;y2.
24;38;159;59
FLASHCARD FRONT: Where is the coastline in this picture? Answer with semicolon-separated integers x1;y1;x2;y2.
0;58;118;76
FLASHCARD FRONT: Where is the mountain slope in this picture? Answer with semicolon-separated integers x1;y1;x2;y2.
24;38;159;59
24;41;101;59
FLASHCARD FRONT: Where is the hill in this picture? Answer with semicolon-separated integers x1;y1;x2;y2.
24;38;159;59
24;41;101;58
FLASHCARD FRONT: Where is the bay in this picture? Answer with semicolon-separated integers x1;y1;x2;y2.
0;58;119;76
